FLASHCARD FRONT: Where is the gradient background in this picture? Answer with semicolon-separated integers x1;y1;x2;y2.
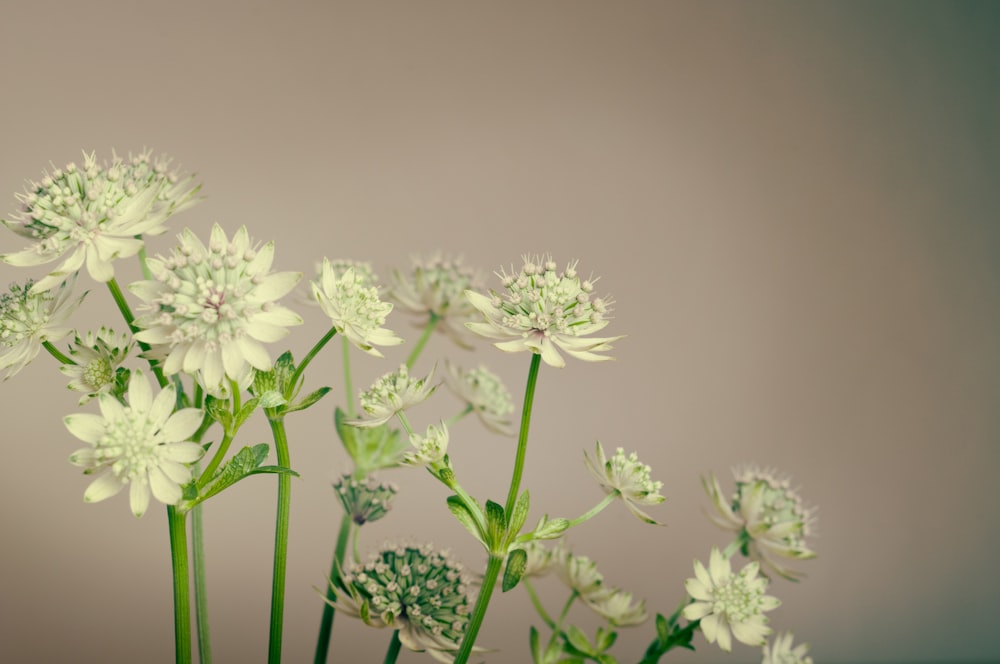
1;2;997;662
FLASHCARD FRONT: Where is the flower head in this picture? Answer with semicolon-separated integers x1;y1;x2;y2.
388;254;484;349
334;474;398;525
519;540;560;578
0;275;84;379
311;258;403;357
682;548;780;652
762;631;814;664
584;441;665;524
326;542;475;662
555;548;605;597
65;370;204;517
348;364;437;428
129;224;302;391
59;327;133;403
704;466;817;580
465;254;623;368
583;587;648;627
442;360;514;435
2;150;200;292
401;422;450;468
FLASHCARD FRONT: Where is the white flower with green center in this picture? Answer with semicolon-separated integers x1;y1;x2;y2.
348;364;437;428
388;254;483;349
64;370;204;518
2;150;200;293
401;422;449;467
129;224;302;390
442;360;514;435
762;631;814;664
334;474;398;525
59;327;133;403
584;441;665;524
704;466;817;580
0;275;84;380
326;542;476;662
465;254;623;368
520;540;559;578
682;548;780;652
583;587;648;627
555;549;605;597
311;258;403;357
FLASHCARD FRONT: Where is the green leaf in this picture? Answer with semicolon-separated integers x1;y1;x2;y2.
184;444;296;509
655;613;670;643
563;625;594;656
595;654;619;664
257;390;287;409
595;627;617;653
526;514;570;541
506;490;530;545
502;548;527;592
485;500;506;551
205;395;233;430
447;495;486;546
284;386;331;413
530;626;542;663
234;397;260;428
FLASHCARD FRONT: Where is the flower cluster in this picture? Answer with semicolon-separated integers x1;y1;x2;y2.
334;474;398;525
584;441;665;524
442;360;514;435
349;364;437;428
545;544;649;627
311;258;402;357
0;275;83;379
60;327;133;403
762;631;814;664
328;542;474;662
401;422;450;468
466;254;622;368
704;466;817;580
1;150;200;292
388;254;483;349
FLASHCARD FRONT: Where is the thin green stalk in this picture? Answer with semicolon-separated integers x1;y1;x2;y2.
567;493;616;528
106;277;168;388
342;336;355;417
396;411;415;436
545;590;579;654
314;513;353;664
289;325;338;394
167;505;192;664
42;340;75;365
722;536;744;560
522;578;555;630
453;554;504;664
383;630;402;664
405;314;439;369
192;500;212;664
196;430;236;490
267;413;293;664
444;404;474;428
138;243;154;280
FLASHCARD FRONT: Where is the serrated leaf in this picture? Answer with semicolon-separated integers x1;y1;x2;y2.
506;490;530;544
250;465;300;477
285;386;331;413
447;495;486;546
234;397;260;428
595;627;617;653
205;395;233;429
184;444;278;508
528;514;570;541
257;390;287;409
563;625;594;656
502;548;527;592
485;500;506;551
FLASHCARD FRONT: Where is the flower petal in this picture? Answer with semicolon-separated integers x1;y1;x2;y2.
64;414;107;444
84;472;126;503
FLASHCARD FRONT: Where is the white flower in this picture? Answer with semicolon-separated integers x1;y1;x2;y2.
682;548;780;653
465;254;623;368
325;542;476;662
401;422;449;467
442;360;514;435
388;254;484;349
520;540;559;578
762;631;814;664
584;441;665;524
65;370;205;518
334;474;398;525
129;224;302;391
583;587;648;627
348;364;437;428
704;466;817;580
59;327;133;403
2;150;200;293
555;548;604;597
0;275;84;379
311;258;403;357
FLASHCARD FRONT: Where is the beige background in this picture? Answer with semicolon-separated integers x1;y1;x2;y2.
1;1;997;662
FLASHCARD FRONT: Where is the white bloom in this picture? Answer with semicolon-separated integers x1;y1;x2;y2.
129;224;302;391
682;548;780;652
520;540;559;578
465;254;623;368
555;549;604;597
762;631;814;664
442;360;514;435
59;327;133;403
388;254;483;349
311;258;403;357
583;587;648;627
334;474;398;525
0;275;84;379
65;370;205;517
2;150;200;292
348;364;437;428
584;441;665;524
401;422;449;467
704;466;817;580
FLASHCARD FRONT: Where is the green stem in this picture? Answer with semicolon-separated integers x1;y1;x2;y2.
106;278;168;388
444;404;474;428
192;500;213;664
453;554;503;664
167;505;192;664
267;413;293;664
196;430;236;490
383;630;402;664
314;513;353;664
396;411;415;436
289;325;338;396
567;493;616;528
522;578;556;630
342;336;355;418
42;340;75;365
405;314;439;369
722;537;743;560
138;243;154;280
545;590;579;654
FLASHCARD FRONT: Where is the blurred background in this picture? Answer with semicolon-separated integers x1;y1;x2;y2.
1;1;997;662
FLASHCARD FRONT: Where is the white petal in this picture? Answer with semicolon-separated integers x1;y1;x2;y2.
731;620;770;646
130;480;151;517
149;466;182;504
97;392;125;421
161;408;203;442
253;271;301;301
182;341;208;374
715;620;733;652
221;340;245;379
684;578;712;603
162;441;205;464
246;321;290;343
85;246;115;283
64;414;107;444
236;336;272;371
700;613;720;644
128;370;153;412
158;459;193;485
253;306;302;328
68;447;99;468
84;472;126;503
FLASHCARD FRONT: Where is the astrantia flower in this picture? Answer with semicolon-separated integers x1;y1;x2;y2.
65;370;204;518
704;466;817;580
388;254;483;349
584;441;665;524
348;364;437;428
555;549;605;597
2;150;200;293
334;474;398;525
682;548;780;652
326;542;475;662
442;360;514;435
401;422;450;467
762;631;814;664
59;327;133;403
583;587;648;627
0;275;84;380
129;224;302;390
520;540;559;578
465;254;623;368
311;258;403;357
